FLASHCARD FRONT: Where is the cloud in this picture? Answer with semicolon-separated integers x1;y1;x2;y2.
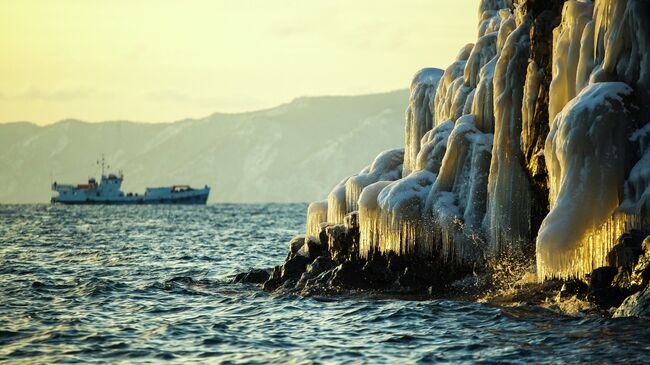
143;89;192;103
19;86;97;102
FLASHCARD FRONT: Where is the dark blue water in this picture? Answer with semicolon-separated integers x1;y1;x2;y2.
1;204;649;364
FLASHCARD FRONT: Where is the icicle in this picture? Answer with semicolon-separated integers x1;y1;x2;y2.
403;68;444;177
374;170;437;257
306;200;328;238
327;177;350;224
358;181;393;258
575;20;596;95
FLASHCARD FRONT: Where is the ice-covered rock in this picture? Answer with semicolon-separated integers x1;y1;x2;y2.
345;148;403;212
434;45;473;124
375;170;437;257
425;115;492;263
414;119;454;173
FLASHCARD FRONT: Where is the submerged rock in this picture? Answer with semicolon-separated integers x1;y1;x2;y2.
233;269;270;284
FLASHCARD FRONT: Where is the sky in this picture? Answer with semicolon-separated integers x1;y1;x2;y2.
0;1;478;125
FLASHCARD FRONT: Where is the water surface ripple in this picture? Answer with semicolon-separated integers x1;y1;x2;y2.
1;204;648;363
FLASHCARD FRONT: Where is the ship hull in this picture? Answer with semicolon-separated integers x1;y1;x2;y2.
51;191;209;205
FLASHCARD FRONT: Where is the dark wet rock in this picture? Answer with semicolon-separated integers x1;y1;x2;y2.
587;266;629;309
306;256;336;277
262;278;280;292
325;224;354;260
612;267;633;291
303;236;327;260
344;211;359;230
642;235;650;254
518;0;564;246
262;266;283;291
295;256;336;291
289;235;307;258
281;255;310;281
387;252;406;275
557;279;589;300
631;255;650;289
398;261;443;291
613;288;650;319
233;269;270;284
589;266;618;291
362;255;395;289
328;261;369;289
607;230;645;269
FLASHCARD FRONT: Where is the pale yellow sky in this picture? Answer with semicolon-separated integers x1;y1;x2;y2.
0;1;479;125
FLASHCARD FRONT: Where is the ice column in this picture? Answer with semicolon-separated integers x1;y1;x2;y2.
484;16;534;257
403;68;444;177
306;200;328;237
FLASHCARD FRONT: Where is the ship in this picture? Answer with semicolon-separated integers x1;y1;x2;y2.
51;156;210;205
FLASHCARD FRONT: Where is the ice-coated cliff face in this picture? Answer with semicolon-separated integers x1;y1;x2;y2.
299;0;650;282
536;0;650;279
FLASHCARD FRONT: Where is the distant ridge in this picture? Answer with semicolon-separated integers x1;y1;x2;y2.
0;89;408;203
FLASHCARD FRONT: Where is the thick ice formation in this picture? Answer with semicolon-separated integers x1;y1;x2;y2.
403;68;444;177
357;121;453;258
537;82;636;278
434;45;474;125
485;16;534;256
306;200;328;238
425;115;493;262
370;171;437;257
345;148;403;212
415;120;454;173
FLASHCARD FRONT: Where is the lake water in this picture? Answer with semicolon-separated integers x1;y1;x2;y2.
1;204;649;363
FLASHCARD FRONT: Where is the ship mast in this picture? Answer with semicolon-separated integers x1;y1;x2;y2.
98;154;106;177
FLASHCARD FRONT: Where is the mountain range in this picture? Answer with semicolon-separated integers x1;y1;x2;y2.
0;90;408;203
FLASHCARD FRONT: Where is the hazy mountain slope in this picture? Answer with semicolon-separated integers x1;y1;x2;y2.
0;90;408;203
